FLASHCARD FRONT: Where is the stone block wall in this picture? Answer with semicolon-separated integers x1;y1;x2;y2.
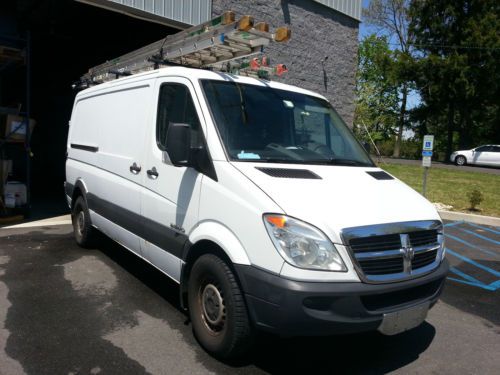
212;0;359;126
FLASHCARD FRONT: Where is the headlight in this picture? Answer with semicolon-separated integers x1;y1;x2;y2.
263;214;346;271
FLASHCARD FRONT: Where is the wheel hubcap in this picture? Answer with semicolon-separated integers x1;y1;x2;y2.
201;284;225;327
76;210;85;236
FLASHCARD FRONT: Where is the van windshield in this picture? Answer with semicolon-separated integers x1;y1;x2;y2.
201;79;374;166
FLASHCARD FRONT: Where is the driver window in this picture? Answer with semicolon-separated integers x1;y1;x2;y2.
156;83;202;150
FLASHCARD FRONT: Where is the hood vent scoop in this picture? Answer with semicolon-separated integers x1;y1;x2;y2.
256;167;321;179
366;171;394;180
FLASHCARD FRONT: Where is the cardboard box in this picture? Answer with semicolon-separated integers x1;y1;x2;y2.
5;115;36;142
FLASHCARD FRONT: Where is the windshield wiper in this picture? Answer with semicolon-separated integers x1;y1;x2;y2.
234;158;372;166
260;158;307;164
306;158;373;166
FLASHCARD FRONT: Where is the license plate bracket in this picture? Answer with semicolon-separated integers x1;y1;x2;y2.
377;302;430;335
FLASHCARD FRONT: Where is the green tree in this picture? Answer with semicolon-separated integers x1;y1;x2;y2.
354;35;399;145
363;0;415;158
409;0;500;158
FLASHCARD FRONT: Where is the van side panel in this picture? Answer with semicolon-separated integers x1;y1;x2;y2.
67;82;154;255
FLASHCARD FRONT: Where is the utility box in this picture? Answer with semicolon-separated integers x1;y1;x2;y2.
3;181;27;207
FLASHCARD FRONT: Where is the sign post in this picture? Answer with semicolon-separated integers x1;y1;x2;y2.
422;135;434;197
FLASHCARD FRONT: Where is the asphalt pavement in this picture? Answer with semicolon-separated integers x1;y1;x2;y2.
0;221;499;375
379;158;500;175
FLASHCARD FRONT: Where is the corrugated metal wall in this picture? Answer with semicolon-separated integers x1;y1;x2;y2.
313;0;362;21
96;1;360;26
107;0;212;25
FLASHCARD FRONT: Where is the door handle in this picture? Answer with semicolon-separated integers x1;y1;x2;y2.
147;167;159;179
129;162;141;174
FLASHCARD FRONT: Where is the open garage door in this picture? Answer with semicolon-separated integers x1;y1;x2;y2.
0;0;178;217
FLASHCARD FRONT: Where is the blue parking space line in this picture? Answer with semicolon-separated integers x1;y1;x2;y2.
456;227;500;246
449;266;482;284
447;277;499;291
448;267;500;291
445;233;499;258
466;222;500;236
446;248;500;277
488;280;500;290
444;221;464;228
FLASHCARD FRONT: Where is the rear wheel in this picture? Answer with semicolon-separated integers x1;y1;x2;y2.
72;196;98;248
455;155;467;166
188;254;254;359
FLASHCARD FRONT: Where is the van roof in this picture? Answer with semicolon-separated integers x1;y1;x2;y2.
76;66;327;101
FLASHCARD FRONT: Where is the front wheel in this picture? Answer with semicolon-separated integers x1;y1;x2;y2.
188;254;254;359
455;155;467;166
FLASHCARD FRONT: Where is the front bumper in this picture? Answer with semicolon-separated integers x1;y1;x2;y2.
235;259;449;336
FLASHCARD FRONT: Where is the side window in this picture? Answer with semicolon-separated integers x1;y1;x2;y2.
156;83;202;150
492;146;500;153
475;145;491;152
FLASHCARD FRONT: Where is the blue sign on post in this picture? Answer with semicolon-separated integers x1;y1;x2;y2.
422;150;433;157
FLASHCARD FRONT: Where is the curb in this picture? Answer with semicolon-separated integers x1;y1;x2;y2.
438;210;500;227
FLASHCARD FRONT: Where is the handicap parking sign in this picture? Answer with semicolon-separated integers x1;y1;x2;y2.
423;135;434;151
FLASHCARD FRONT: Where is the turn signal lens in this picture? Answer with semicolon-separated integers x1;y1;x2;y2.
265;215;287;228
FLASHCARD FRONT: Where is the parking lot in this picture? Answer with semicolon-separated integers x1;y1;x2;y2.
0;220;499;375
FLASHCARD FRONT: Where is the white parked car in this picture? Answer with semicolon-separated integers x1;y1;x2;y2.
65;66;448;358
450;145;500;166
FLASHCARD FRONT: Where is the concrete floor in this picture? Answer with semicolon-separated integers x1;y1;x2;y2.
0;221;498;374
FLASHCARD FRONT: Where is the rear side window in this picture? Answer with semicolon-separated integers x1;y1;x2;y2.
475;145;492;152
156;83;202;150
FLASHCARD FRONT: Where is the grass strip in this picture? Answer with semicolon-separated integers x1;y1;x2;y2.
380;164;500;217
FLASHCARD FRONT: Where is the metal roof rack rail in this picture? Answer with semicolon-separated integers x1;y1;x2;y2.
75;11;291;89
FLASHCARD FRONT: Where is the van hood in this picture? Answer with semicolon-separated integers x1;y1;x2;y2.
231;162;441;244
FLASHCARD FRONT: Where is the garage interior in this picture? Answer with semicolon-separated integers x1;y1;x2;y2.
0;0;177;218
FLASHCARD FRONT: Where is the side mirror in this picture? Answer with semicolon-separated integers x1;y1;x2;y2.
166;122;191;166
363;142;371;153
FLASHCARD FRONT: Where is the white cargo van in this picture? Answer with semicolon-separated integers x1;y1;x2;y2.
66;66;448;358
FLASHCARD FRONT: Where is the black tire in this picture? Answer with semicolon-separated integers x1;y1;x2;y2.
455;155;467;166
188;254;254;359
71;196;98;248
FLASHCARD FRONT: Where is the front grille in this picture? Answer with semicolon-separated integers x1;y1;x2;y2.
409;229;438;246
358;257;403;275
350;234;401;253
413;249;438;269
346;226;441;282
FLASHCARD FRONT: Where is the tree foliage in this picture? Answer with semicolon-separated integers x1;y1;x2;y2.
357;0;500;160
363;0;414;157
354;35;399;144
409;0;500;157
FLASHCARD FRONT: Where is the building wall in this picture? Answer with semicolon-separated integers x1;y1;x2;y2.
212;0;359;126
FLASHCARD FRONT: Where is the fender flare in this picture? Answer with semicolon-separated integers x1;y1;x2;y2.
69;178;89;208
186;221;251;265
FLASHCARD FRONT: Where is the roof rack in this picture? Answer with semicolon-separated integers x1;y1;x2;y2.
74;11;291;89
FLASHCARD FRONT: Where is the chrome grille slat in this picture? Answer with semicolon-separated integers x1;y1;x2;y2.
342;221;444;283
